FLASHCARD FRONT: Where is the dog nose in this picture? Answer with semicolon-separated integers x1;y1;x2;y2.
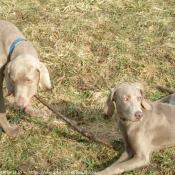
15;96;24;107
135;111;143;120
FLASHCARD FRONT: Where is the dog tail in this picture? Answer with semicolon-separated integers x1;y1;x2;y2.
157;85;175;94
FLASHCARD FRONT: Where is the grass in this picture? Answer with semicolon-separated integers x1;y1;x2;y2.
0;0;175;174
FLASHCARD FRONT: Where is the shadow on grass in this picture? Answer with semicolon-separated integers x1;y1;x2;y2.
94;141;124;171
24;100;125;171
64;100;121;138
53;100;126;171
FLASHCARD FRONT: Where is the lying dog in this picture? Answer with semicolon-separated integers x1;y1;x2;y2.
95;82;175;175
0;20;51;137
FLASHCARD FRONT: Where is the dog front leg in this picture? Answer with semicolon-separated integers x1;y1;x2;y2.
95;155;150;175
116;147;134;164
25;105;47;117
0;74;23;137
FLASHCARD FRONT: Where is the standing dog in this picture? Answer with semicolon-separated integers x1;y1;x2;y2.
0;20;51;137
95;82;175;175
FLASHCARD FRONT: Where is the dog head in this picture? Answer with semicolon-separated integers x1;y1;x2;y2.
104;82;151;122
4;53;51;108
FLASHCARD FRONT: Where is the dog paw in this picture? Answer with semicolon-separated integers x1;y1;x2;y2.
25;106;46;117
6;126;24;137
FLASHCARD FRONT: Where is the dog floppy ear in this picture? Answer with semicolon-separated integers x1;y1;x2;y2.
104;88;118;118
37;62;52;91
141;99;151;110
135;83;151;110
3;62;14;96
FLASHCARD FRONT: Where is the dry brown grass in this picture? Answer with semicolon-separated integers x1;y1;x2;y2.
0;0;175;174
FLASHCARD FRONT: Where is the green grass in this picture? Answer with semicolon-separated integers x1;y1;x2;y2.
1;0;175;174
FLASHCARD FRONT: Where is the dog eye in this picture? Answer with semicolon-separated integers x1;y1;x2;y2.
27;80;32;83
123;97;129;102
25;78;32;84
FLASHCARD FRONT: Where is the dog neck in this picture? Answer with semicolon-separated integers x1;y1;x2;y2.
9;38;38;60
9;38;27;57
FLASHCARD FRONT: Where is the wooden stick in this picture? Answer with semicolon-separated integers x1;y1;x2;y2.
35;94;114;150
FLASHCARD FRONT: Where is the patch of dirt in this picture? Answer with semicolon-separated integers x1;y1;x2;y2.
83;117;121;143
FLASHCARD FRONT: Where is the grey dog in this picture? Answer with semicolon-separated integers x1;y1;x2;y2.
95;82;175;175
0;20;51;137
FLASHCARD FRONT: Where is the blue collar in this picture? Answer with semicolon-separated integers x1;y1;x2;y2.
9;38;26;56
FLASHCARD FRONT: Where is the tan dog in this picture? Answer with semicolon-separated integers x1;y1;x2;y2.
0;20;51;137
95;82;175;175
